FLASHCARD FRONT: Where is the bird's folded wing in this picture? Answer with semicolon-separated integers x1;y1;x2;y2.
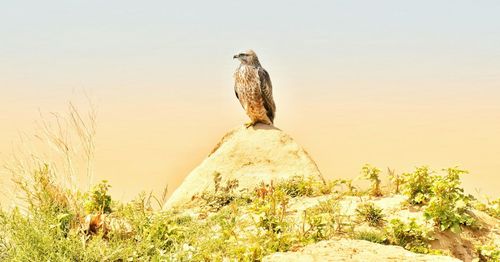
258;68;276;122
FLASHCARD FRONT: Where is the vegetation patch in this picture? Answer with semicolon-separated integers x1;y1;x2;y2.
354;229;387;244
384;218;436;254
423;168;476;232
401;166;435;205
361;164;383;197
355;202;385;227
476;242;500;262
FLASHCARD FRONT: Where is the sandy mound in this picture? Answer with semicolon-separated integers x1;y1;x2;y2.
284;194;500;261
263;239;461;262
164;124;324;209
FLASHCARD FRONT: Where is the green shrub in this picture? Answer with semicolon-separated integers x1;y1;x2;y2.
385;218;434;254
356;202;385;227
302;197;343;242
13;164;74;216
400;166;476;232
84;180;112;214
477;242;500;262
254;189;289;234
423;168;475;232
0;210;10;260
476;198;500;219
487;198;500;219
354;229;387;244
193;183;297;261
338;178;359;196
199;173;241;212
401;166;435;205
275;175;318;197
361;164;382;197
388;168;402;194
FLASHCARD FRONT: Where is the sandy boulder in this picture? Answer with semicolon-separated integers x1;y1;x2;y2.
263;239;461;262
164;124;324;209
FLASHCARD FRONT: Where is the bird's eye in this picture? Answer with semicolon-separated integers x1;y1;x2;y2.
240;53;247;57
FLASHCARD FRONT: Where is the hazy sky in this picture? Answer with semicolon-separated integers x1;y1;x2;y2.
1;1;499;204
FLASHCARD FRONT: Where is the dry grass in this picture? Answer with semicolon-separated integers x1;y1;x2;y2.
4;101;96;213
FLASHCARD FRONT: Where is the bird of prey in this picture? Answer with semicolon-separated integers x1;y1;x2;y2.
233;50;276;127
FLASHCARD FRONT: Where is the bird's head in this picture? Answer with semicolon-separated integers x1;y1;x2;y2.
233;50;260;66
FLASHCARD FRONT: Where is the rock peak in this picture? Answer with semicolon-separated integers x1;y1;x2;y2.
164;124;324;209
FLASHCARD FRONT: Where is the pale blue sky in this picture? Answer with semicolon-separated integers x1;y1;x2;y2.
2;1;499;97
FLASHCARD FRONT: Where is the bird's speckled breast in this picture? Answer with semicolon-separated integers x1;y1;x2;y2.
234;66;270;123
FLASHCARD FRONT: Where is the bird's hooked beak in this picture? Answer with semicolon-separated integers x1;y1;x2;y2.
233;54;239;59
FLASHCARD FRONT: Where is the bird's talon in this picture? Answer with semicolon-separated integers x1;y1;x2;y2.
244;121;255;128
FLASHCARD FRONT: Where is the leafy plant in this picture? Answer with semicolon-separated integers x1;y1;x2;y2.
337;178;358;196
423;168;475;232
12;164;72;215
354;229;387;244
487;198;500;219
199;172;241;212
476;242;500;262
361;164;383;197
302;197;343;242
355;202;385;227
388;167;402;194
84;180;112;214
254;187;289;234
475;197;500;219
401;166;435;205
385;218;434;254
275;175;316;197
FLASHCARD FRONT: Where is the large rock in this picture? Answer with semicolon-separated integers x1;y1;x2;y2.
263;239;461;262
164;124;324;209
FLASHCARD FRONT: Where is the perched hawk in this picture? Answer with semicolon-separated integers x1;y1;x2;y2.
233;50;276;127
